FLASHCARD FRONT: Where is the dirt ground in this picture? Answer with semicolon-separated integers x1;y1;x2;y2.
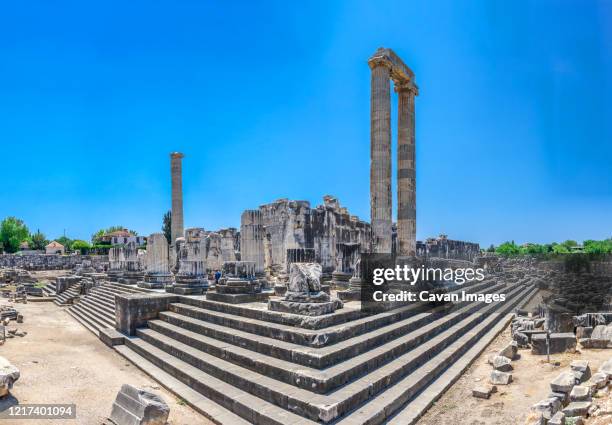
0;295;212;425
418;322;611;425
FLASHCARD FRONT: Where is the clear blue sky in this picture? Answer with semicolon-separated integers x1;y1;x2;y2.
1;1;610;247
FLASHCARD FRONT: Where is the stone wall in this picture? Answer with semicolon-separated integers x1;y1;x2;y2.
205;228;239;271
243;196;372;277
0;254;108;270
416;235;480;262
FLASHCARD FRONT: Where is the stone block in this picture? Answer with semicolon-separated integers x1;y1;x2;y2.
548;411;565;425
551;372;577;394
575;326;592;340
472;385;496;399
590;372;608;389
562;401;591;418
598;359;612;379
590;325;612;348
0;356;20;397
109;384;169;425
490;370;512;385
115;293;179;336
491;355;513;372
548;391;569;405
498;341;518;360
532;397;561;420
569;385;591;402
532;333;576;355
268;299;336;316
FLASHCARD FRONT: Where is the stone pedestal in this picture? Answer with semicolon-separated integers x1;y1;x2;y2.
171;228;208;295
207;261;269;304
268;263;343;316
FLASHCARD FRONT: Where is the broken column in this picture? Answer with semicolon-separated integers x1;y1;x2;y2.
0;356;20;398
107;246;126;282
240;210;265;275
268;263;343;316
369;50;393;254
173;228;208;295
139;233;173;289
109;384;169;425
207;261;268;304
170;152;184;246
120;242;144;285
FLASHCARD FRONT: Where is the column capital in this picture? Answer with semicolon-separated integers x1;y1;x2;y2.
170;152;184;159
368;55;393;70
394;80;419;96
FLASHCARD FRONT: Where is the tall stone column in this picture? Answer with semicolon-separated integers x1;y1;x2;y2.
396;82;417;257
170;152;185;245
369;58;392;253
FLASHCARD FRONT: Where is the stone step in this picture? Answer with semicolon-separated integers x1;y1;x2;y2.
113;345;251;425
168;279;507;349
108;282;151;293
340;286;538;425
78;297;115;319
123;338;317;425
156;280;511;371
66;307;101;337
179;277;495;332
85;292;116;310
129;284;529;422
69;302;115;330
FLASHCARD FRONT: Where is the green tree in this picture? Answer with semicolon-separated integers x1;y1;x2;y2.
162;210;172;244
552;244;570;254
561;240;578;249
0;217;30;253
72;240;92;254
583;239;612;254
486;244;495;253
495;241;520;255
30;229;49;251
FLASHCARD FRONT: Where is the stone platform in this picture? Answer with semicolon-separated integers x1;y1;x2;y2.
107;269;538;424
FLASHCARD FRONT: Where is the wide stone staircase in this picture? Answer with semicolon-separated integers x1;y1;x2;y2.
112;275;538;425
67;282;151;337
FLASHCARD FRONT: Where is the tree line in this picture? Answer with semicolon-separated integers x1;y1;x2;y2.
486;238;612;255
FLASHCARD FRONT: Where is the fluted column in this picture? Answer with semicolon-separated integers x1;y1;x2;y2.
396;82;417;257
170;152;185;245
369;59;392;253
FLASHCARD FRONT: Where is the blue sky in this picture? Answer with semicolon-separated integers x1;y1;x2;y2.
0;0;610;246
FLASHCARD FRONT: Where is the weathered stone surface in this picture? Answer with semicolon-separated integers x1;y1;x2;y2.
115;294;179;336
0;356;20;397
562;401;592;417
109;384;169;425
569;385;591;402
472;385;496;399
514;331;529;347
532;397;561;420
490;370;512;385
575;326;593;340
287;263;323;294
491;355;513;372
173;228;208;294
532;333;576;355
140;233;173;289
589;325;612;348
551;372;577;394
590;372;608;389
499;340;518;360
599;359;612;378
570;360;590;374
548;411;566;425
